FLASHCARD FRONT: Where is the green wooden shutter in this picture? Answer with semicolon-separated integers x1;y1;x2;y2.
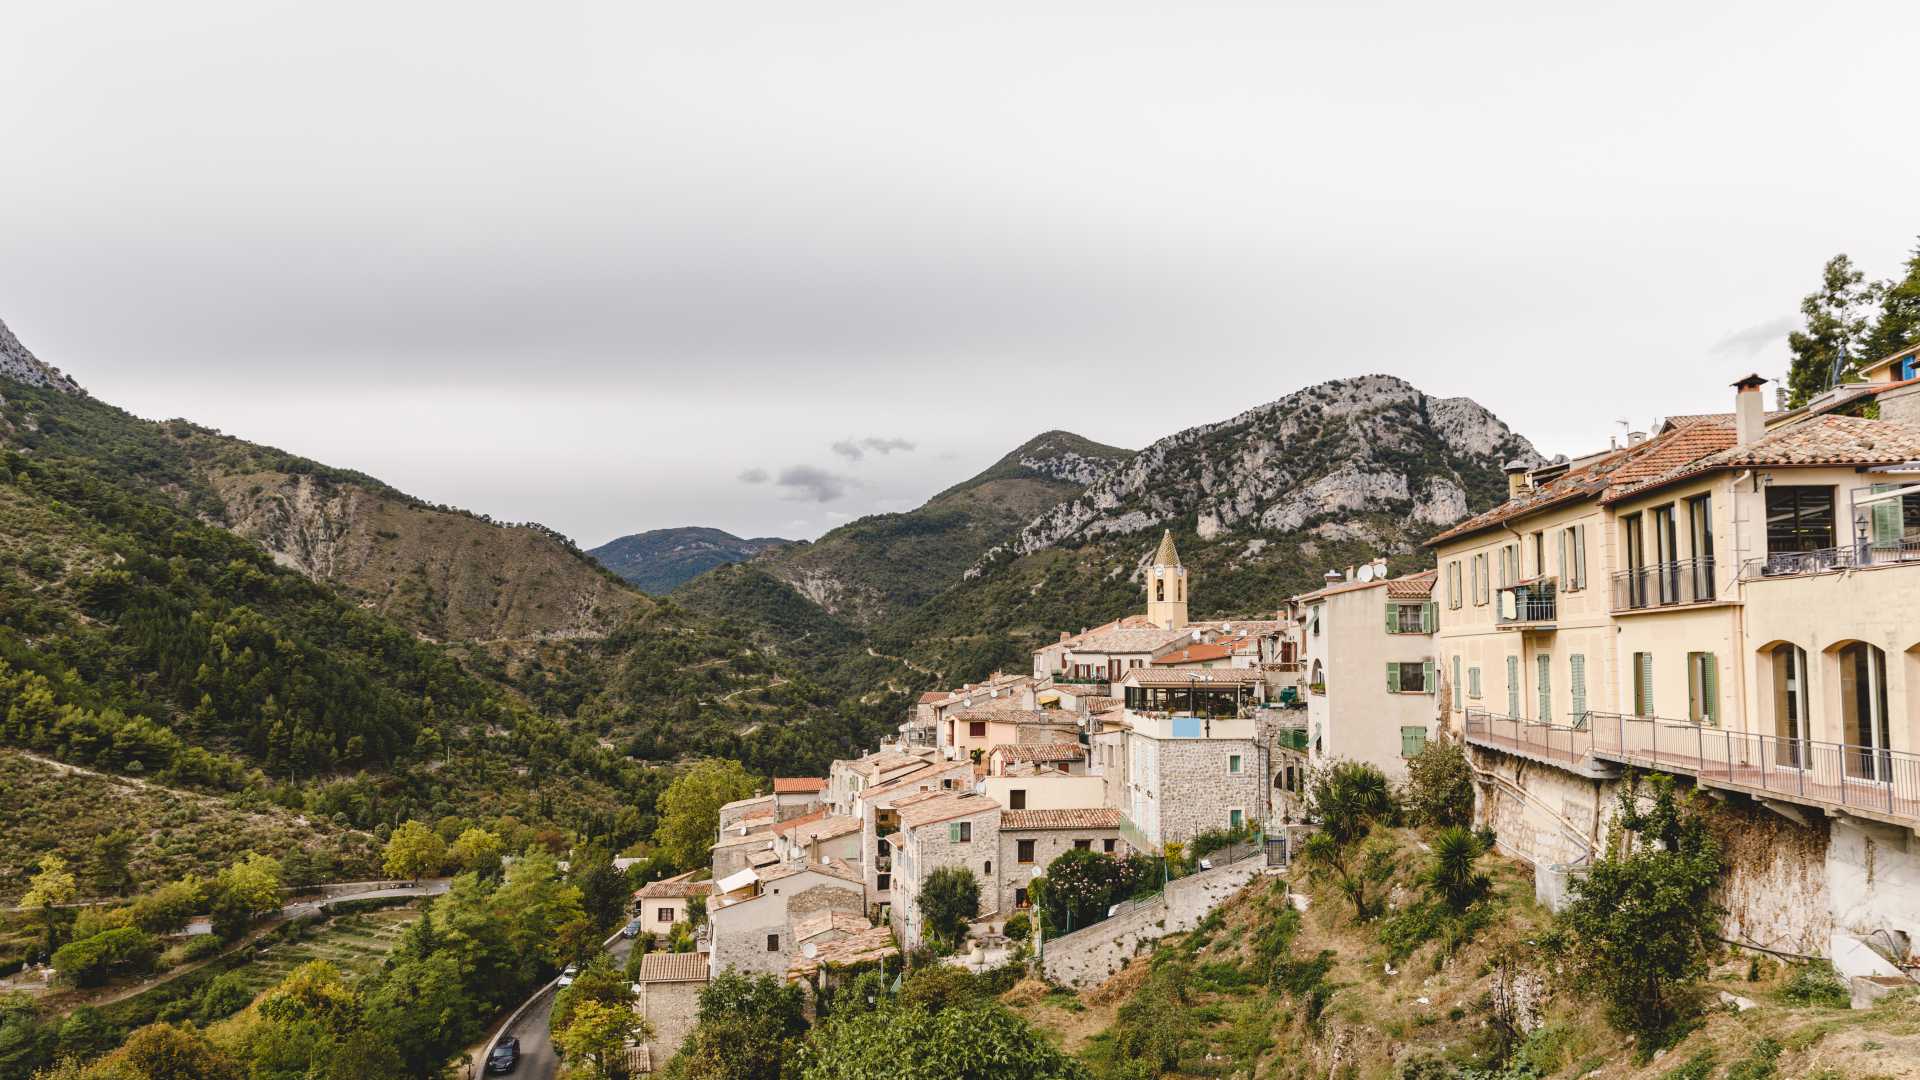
1574;525;1587;588
1636;653;1654;716
1386;603;1401;634
1507;656;1519;716
1873;484;1902;547
1422;659;1435;694
1686;653;1700;722
1386;663;1401;693
1569;654;1587;724
1702;654;1719;726
1452;655;1463;708
1536;654;1551;723
1401;726;1427;758
1469;666;1481;698
1422;602;1437;633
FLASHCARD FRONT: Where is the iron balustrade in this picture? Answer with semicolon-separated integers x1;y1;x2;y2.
1610;557;1716;610
1742;539;1920;581
1495;580;1557;625
1462;707;1920;825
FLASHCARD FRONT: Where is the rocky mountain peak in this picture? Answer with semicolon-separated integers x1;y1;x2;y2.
0;318;84;395
1001;373;1537;559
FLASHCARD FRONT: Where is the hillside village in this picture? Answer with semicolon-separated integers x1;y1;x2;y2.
618;355;1920;1068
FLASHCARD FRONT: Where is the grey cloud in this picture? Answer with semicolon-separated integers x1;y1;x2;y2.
861;437;916;455
1712;317;1796;358
738;467;770;484
830;440;865;462
776;465;856;503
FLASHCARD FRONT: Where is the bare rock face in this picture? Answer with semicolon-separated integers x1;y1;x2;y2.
0;318;83;394
1001;374;1536;559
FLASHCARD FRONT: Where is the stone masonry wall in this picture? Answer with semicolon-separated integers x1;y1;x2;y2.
638;979;703;1065
1156;739;1264;842
893;805;1002;948
1041;854;1264;988
996;828;1124;917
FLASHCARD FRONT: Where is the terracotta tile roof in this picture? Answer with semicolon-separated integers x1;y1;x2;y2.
787;924;898;979
990;743;1085;764
711;830;777;850
782;815;863;845
949;708;1077;726
638;952;709;983
859;763;969;803
773;777;826;794
1072;626;1190;653
719;793;777;813
1119;667;1264;688
770;809;829;835
1000;808;1124;830
791;909;871;942
1153;642;1235;665
1604;417;1920;504
918;691;948;704
1384;570;1438;599
758;860;864;886
634;872;714;899
1292;577;1384;602
898;791;997;829
845;750;930;778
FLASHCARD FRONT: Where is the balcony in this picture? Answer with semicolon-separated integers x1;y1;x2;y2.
1462;707;1920;829
1495;580;1556;629
1741;538;1920;581
1612;558;1716;611
1274;727;1308;753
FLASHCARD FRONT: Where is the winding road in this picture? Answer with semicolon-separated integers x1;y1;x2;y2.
477;927;639;1079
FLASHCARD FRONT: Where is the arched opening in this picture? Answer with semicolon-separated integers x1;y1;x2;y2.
1829;640;1892;781
1309;659;1324;691
1757;641;1811;768
1156;579;1165;602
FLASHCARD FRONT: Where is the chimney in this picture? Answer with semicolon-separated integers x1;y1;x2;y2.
1733;374;1768;447
1345;565;1356;581
1775;386;1789;412
1323;569;1342;585
1627;430;1646;446
1503;458;1531;499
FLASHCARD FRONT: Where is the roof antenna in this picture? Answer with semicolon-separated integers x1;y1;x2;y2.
1612;419;1629;450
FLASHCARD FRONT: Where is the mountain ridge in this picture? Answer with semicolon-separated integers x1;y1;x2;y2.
588;526;792;594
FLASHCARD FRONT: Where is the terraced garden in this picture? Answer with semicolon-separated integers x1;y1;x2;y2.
226;906;421;999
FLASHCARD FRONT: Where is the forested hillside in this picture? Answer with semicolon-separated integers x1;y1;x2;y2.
588;527;791;594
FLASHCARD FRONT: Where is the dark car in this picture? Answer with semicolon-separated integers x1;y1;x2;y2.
486;1036;520;1074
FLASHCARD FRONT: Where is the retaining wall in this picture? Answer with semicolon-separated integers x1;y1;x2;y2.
1040;854;1264;988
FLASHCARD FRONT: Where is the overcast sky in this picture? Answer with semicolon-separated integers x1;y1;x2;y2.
5;1;1918;545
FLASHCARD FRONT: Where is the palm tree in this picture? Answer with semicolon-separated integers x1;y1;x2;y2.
1420;826;1490;912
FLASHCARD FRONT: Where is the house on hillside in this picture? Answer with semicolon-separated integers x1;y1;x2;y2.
1294;564;1441;782
632;873;713;940
886;790;1003;949
1106;667;1267;847
707;862;867;979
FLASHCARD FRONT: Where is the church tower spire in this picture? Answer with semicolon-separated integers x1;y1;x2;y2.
1145;529;1189;629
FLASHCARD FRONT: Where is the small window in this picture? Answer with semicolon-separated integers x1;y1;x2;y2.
968;721;986;738
1633;653;1654;717
877;873;890;891
1687;652;1719;725
766;933;780;952
1401;725;1428;758
1017;839;1036;864
1468;666;1482;699
949;821;972;843
1074;839;1092;851
657;907;673;923
1229;809;1244;829
1015;887;1029;908
1009;789;1027;810
984;860;992;875
1227;754;1243;774
1387;661;1431;693
1103;838;1116;853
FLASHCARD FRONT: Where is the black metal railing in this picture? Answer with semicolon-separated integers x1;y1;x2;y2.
1462;707;1920;824
1742;539;1920;581
1611;557;1716;610
1496;580;1556;625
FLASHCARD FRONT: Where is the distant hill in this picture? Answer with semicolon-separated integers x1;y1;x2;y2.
684;430;1133;628
589;527;792;594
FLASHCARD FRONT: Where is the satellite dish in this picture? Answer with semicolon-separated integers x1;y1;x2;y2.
1356;564;1376;582
802;942;818;959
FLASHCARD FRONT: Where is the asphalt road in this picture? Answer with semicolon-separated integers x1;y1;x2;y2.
488;931;638;1079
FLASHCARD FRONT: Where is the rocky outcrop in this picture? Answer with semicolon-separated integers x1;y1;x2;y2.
210;471;643;642
1002;375;1535;559
0;318;83;394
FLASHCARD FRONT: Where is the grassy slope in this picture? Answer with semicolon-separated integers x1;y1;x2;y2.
1017;829;1920;1080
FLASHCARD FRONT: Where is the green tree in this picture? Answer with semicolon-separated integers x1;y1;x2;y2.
798;1001;1089;1080
1552;773;1723;1049
572;844;628;932
1420;826;1491;913
129;878;201;936
1299;761;1398;920
382;821;447;882
0;993;55;1078
553;998;642;1079
917;866;980;951
552;956;632;1035
55;1006;116;1061
20;856;77;957
448;827;505;878
1786;253;1878;406
492;850;587;971
1029;848;1121;933
51;926;157;986
655;760;759;871
1861;239;1920;365
1403;737;1474;829
107;1021;245;1080
209;853;282;940
360;952;474;1079
90;829;137;896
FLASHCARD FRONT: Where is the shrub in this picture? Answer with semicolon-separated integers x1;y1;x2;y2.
1404;738;1475;829
1003;911;1031;942
918;867;981;951
196;970;256;1022
52;926;158;986
1778;962;1849;1008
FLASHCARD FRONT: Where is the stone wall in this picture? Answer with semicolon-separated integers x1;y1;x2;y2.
637;979;703;1064
788;881;865;920
1040;854;1264;988
891;806;1002;948
996;828;1124;916
1155;739;1264;842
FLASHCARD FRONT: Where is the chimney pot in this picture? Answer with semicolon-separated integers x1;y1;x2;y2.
1733;374;1768;447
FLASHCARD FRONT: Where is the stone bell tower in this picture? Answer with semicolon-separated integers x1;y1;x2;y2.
1145;529;1189;630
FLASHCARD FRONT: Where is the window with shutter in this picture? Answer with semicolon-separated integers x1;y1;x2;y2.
1469;666;1481;699
1507;656;1519;717
1386;663;1402;693
1422;602;1437;633
1687;652;1719;725
1633;653;1653;716
1401;726;1428;758
1537;654;1551;723
1422;659;1435;694
1574;525;1587;588
1569;654;1587;724
1385;603;1400;634
1452;655;1463;708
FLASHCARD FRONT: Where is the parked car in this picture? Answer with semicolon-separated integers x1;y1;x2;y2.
486;1035;520;1074
623;918;644;938
557;963;578;988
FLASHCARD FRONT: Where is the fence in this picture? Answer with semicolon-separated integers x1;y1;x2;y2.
1462;707;1920;824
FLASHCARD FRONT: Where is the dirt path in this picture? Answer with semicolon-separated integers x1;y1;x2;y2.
867;646;941;680
714;676;788;703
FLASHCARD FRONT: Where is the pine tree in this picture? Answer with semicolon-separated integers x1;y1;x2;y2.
1785;254;1878;406
1861;239;1920;366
